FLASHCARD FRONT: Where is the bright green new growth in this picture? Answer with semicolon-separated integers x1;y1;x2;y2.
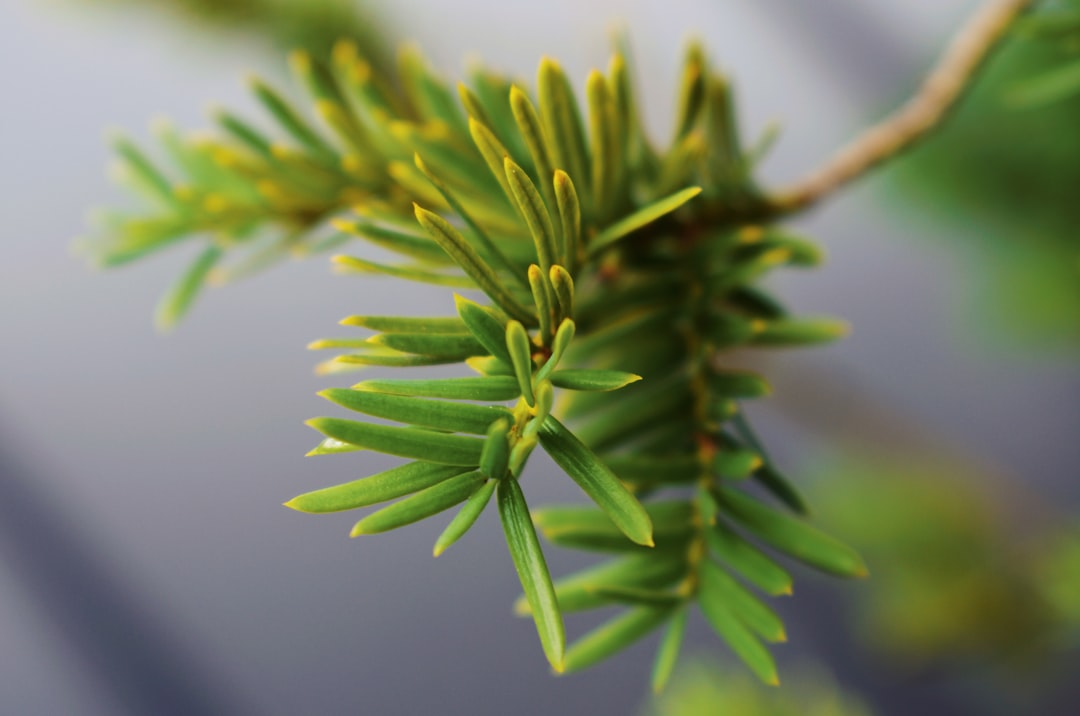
84;38;865;685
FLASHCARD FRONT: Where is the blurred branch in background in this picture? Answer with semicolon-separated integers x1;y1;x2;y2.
888;0;1080;348
759;0;1079;349
91;0;397;69
772;0;1035;213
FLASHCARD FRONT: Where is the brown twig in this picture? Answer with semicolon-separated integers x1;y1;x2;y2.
770;0;1035;213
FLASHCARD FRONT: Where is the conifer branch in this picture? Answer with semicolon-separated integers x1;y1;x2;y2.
85;30;874;689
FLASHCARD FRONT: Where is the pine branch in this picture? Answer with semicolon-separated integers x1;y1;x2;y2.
85;37;869;687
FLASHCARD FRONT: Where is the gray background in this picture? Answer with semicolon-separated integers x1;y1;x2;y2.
2;1;1078;714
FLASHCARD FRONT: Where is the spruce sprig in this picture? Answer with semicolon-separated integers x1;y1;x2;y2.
84;39;866;686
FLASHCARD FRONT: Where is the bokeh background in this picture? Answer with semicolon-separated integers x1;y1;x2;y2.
1;1;1078;714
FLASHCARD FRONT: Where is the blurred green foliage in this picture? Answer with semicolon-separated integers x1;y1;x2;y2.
1009;1;1080;108
646;659;872;716
891;2;1080;347
814;453;1079;671
1031;521;1080;636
